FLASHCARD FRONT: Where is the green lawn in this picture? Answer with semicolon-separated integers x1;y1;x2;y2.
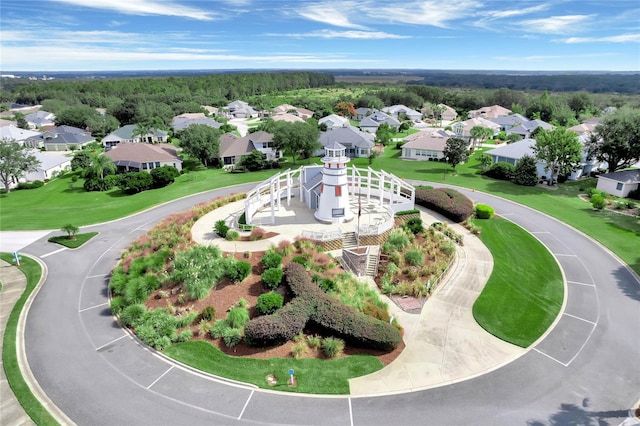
47;232;99;249
164;340;382;394
471;218;564;347
1;146;638;275
0;253;59;426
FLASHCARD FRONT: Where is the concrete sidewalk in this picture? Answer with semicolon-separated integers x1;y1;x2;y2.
0;259;35;426
192;200;526;396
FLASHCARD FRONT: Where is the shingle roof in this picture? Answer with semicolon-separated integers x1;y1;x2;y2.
28;150;71;171
319;126;374;149
105;124;168;140
598;169;640;184
319;114;349;127
104;142;180;163
402;131;449;151
219;136;254;158
360;111;400;127
0;126;41;141
172;115;221;131
485;139;536;160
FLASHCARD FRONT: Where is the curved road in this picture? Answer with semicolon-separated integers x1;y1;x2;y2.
21;184;640;425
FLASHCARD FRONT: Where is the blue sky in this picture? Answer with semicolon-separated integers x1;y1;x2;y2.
1;0;639;71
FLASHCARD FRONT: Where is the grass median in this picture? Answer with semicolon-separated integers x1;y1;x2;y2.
471;218;564;347
0;253;59;426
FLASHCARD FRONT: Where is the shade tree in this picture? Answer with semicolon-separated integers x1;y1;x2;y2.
533;128;582;186
0;141;40;193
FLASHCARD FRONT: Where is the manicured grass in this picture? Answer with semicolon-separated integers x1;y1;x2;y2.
47;232;99;249
164;340;383;394
0;253;59;426
471;218;564;347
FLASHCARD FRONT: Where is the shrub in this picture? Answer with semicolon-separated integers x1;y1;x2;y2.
307;335;322;349
256;292;284;315
484;162;515;181
628;189;640;201
150;165;180;188
83;177;115;192
414;188;474;223
198;306;216;322
395;209;420;216
226;307;250;329
262;267;284;290
513;155;538;186
226;259;252;283
403;217;424;235
222;327;242;347
261;251;283;269
318;278;337;293
118;171;154;194
475;203;495;219
210;319;229;339
322;337;345;358
109;296;126;315
225;230;240;241
16;180;44;190
291;255;313;270
214;220;229;238
249;227;266;241
404;248;424;266
387;229;410;251
591;194;606;210
174;329;193;343
244;298;311;347
291;341;308;358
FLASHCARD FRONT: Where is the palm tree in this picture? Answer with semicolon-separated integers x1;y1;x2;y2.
132;122;151;143
86;153;115;180
470;126;485;151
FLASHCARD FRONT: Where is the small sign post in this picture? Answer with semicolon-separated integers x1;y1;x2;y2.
13;251;21;266
288;369;294;385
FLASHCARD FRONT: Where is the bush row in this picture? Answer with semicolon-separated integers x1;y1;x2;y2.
414;188;474;223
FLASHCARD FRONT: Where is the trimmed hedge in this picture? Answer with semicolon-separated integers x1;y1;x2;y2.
484;162;515;181
245;263;402;351
414;188;474;223
475;203;495;219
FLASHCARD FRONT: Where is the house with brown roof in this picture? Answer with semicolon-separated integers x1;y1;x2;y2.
401;130;452;161
218;131;280;166
451;117;501;141
468;105;512;119
104;142;182;172
273;104;314;120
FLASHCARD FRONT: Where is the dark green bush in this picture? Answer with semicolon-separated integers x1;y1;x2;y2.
414;188;474;223
395;209;420;216
291;255;313;270
513;155;539;186
591;194;606;210
225;230;240;241
244;298;311;346
261;251;283;269
150;165;180;188
261;267;283;290
214;220;229;238
16;180;44;190
403;217;424;234
222;327;243;347
484;162;515;181
256;292;284;315
628;189;640;200
119;304;147;327
226;307;250;329
226;260;252;283
118;171;153;194
83;177;116;192
318;278;337;293
475;203;495;219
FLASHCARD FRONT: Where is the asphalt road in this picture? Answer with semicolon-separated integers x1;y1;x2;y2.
21;183;640;425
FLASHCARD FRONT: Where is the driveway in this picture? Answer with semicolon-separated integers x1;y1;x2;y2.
19;183;640;425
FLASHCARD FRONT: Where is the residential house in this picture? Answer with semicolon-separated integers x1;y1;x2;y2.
507;119;554;139
24;150;71;182
437;104;458;122
218;131;280;166
102;124;168;149
489;113;529;132
0;126;41;145
226;100;258;119
316;126;374;158
568;122;598;135
401;130;451;161
24;110;56;129
382;105;422;122
451;117;501;141
171;113;221;132
318;114;349;129
596;169;640;198
273;104;314;120
354;107;374;121
24;125;96;151
104;142;182;172
569;133;606;180
359;110;400;133
468;105;512;119
485;139;548;178
271;112;304;123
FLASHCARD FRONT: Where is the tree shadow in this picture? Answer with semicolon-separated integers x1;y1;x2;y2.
527;402;630;426
613;264;640;302
62;187;86;194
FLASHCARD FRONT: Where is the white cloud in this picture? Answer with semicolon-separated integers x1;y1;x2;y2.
561;33;640;43
49;0;218;21
266;29;410;39
366;0;478;28
518;15;594;34
482;4;550;19
297;2;368;29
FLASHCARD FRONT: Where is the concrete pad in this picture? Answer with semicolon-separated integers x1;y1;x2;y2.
556;255;594;284
534;314;596;366
0;231;51;253
99;337;172;388
565;282;599;323
243;392;351;426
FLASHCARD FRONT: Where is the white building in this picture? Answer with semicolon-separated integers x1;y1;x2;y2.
314;142;355;224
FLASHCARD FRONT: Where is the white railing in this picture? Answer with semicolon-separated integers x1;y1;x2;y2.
300;228;342;241
357;206;394;236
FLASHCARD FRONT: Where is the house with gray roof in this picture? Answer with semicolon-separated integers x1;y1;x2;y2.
23;150;71;183
596;169;640;198
485;139;548;178
359;110;400;133
226;100;258;118
489;113;529;131
507;119;554;139
171;113;221;132
104;142;182;172
24;126;95;151
25;110;55;129
316;126;374;158
319;114;349;129
0;126;41;145
354;107;374;121
102;124;168;149
382;105;422;122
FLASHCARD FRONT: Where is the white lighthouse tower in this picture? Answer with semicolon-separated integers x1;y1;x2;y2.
314;141;354;224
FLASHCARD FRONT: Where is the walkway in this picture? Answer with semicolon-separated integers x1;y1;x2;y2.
191;199;525;395
0;259;35;426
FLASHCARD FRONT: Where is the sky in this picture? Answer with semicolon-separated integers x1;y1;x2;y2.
1;0;639;72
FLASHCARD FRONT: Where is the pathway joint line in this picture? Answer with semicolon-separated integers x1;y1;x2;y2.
40;247;67;258
146;366;174;390
348;397;354;426
563;312;596;325
79;302;108;313
567;280;595;287
554;253;577;257
86;274;107;279
533;348;568;367
95;334;128;352
237;389;254;420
